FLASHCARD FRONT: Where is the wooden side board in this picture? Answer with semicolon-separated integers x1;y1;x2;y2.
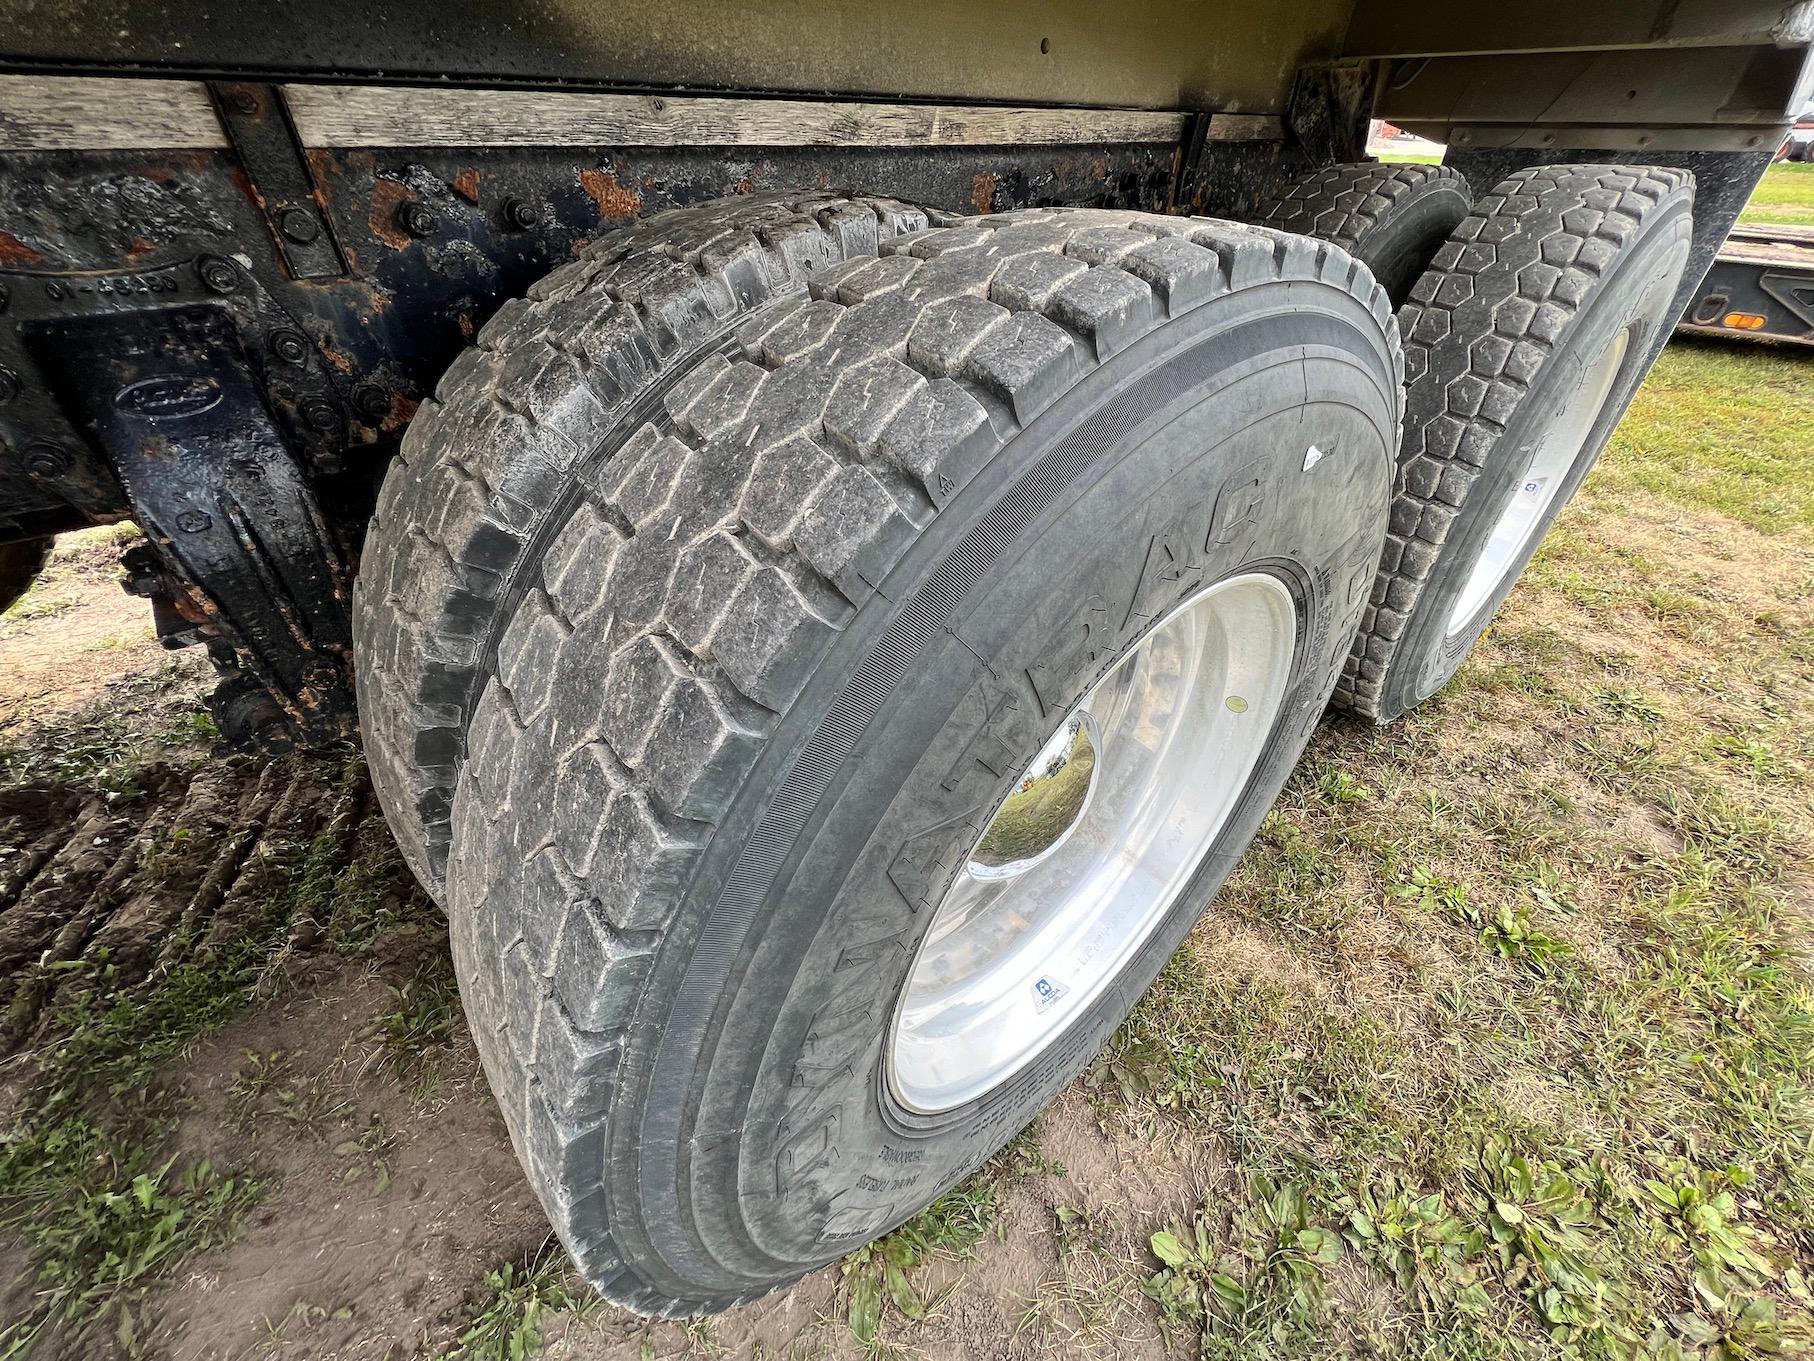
0;75;1228;152
281;84;1192;149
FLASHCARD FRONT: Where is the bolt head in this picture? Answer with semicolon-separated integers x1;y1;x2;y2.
23;442;71;478
350;383;391;422
398;202;437;238
269;330;309;366
198;256;239;294
0;367;18;404
502;197;538;230
175;509;213;534
228;89;260;116
278;207;321;245
300;397;341;432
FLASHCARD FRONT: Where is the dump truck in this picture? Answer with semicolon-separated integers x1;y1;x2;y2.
2;0;1809;1317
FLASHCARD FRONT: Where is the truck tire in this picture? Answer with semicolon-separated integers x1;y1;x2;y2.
1258;162;1474;307
354;192;934;898
1334;165;1693;722
380;203;1403;1315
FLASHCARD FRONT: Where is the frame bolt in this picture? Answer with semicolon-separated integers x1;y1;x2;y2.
23;442;70;478
269;329;310;366
501;197;539;230
278;207;321;244
300;396;341;432
0;367;18;404
198;256;239;294
175;509;213;534
397;202;437;238
350;383;391;423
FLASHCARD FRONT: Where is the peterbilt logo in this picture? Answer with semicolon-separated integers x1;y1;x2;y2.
113;374;223;420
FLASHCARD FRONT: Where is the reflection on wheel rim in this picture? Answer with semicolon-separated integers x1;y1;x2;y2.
887;572;1300;1114
1447;328;1631;637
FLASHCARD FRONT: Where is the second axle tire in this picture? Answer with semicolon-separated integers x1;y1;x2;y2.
1258;162;1474;308
1334;164;1693;722
389;204;1403;1315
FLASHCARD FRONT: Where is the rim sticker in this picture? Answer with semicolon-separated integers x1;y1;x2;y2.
1032;975;1068;1014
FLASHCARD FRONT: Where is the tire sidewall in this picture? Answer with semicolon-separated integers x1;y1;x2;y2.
1380;199;1693;719
608;281;1399;1301
1352;181;1474;308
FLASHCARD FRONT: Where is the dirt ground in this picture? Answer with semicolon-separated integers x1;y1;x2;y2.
2;335;1811;1361
0;541;1195;1361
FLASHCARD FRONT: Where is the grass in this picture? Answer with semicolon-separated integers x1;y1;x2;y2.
440;1243;587;1361
972;720;1096;867
1079;338;1814;1358
0;659;216;799
1739;162;1814;228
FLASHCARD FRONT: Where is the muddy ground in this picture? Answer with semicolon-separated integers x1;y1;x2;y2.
0;536;1194;1361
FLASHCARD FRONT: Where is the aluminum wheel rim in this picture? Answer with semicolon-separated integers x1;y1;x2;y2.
886;572;1299;1114
1446;328;1631;636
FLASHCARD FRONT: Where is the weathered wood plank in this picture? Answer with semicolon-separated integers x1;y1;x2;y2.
1205;113;1283;141
0;75;227;150
281;84;1189;149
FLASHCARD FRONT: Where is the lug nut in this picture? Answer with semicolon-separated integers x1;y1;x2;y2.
350;383;391;423
278;207;321;244
502;196;539;230
23;442;70;478
0;367;18;404
198;256;239;294
269;330;309;366
300;396;341;432
396;202;437;238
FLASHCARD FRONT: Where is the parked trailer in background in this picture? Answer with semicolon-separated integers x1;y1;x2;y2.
1;0;1810;1319
1681;224;1814;344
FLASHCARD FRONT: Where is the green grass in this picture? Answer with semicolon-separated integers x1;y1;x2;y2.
1738;162;1814;228
440;1245;586;1361
1082;337;1814;1359
971;721;1096;866
1590;341;1814;534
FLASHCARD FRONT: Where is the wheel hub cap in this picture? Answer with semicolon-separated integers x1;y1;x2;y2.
887;572;1298;1114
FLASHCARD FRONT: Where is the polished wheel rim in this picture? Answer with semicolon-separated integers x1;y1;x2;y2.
1446;328;1631;636
887;572;1299;1114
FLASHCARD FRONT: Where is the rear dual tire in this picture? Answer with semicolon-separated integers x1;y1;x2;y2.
359;200;1403;1314
1335;165;1694;721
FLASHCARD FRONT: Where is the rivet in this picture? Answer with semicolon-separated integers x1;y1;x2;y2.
228;89;259;116
269;329;309;366
198;256;239;294
23;442;71;478
175;509;213;533
397;202;437;238
278;207;321;244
